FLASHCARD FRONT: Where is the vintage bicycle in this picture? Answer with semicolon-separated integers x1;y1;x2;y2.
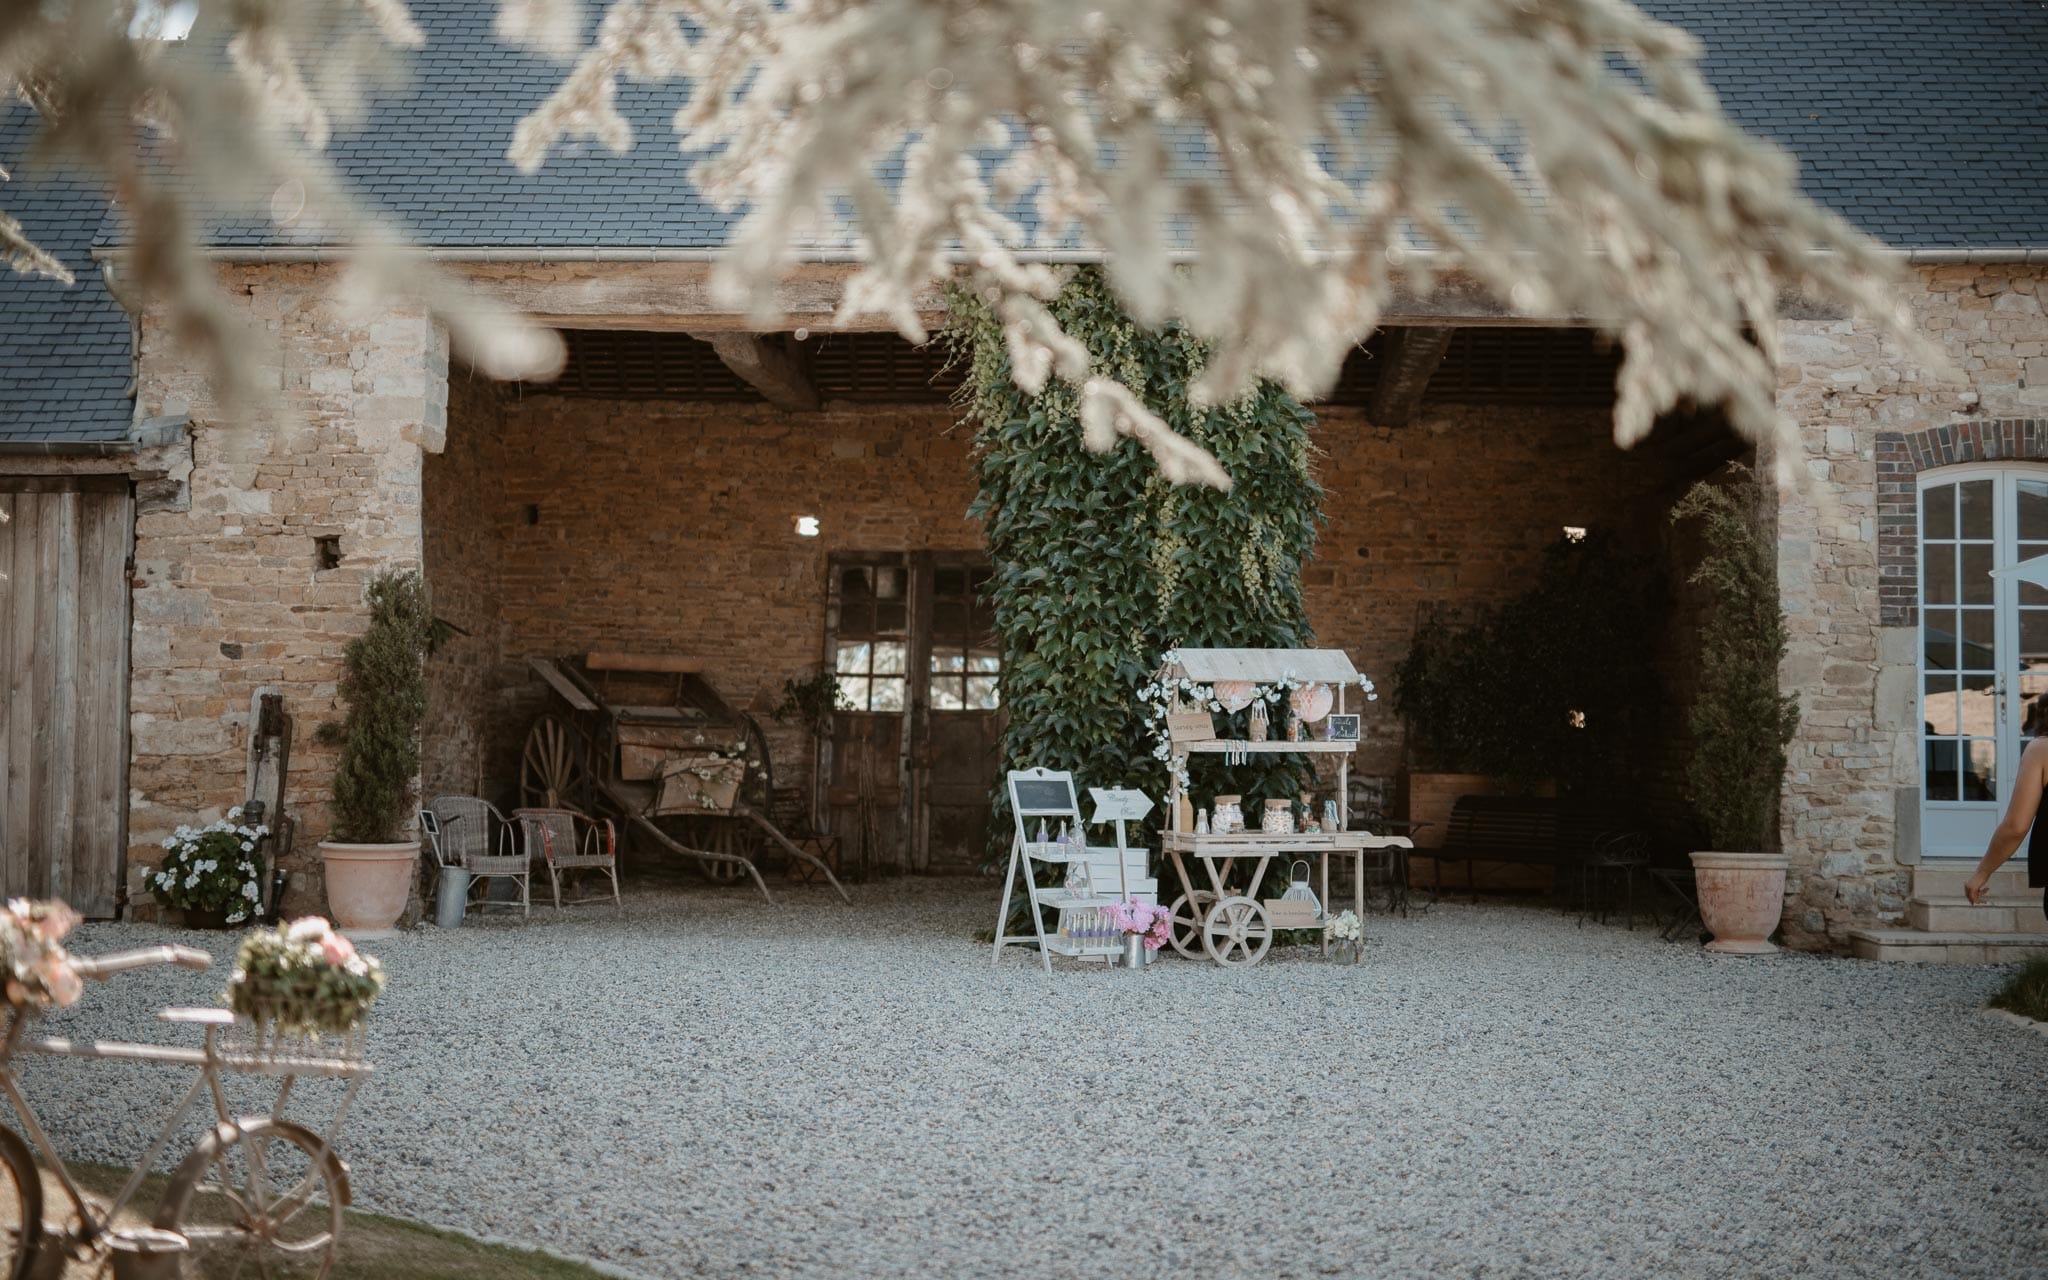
0;943;373;1280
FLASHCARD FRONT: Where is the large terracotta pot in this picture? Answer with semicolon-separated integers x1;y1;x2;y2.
1689;851;1788;954
318;841;419;934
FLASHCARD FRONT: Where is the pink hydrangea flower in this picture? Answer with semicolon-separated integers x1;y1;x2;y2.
319;933;358;966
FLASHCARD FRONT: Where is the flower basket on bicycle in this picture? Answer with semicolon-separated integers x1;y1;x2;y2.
225;918;385;1038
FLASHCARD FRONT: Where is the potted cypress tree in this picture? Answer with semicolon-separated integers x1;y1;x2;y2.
318;570;433;934
1672;474;1800;954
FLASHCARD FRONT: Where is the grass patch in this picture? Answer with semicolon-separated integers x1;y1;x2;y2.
39;1162;614;1280
1987;955;2048;1023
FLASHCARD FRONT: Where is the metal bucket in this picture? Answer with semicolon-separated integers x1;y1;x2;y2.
435;865;470;928
1121;933;1150;971
108;1227;188;1280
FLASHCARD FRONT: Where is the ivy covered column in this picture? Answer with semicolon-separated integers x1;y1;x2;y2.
952;272;1326;855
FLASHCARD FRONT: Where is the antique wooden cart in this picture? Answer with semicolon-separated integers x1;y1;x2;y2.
521;652;849;903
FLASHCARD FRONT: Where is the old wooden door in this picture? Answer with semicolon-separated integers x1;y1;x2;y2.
0;478;132;917
823;554;1001;873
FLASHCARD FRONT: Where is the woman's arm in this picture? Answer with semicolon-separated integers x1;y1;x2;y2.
1965;738;2048;904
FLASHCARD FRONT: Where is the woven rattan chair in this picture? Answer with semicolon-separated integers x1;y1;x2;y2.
424;795;531;919
513;807;622;911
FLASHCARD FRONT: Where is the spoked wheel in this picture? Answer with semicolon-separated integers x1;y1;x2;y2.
1202;895;1273;968
156;1119;350;1280
0;1126;42;1280
1167;892;1217;959
694;819;751;883
521;715;587;810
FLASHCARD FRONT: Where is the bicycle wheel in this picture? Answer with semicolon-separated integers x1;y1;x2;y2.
0;1126;42;1280
155;1119;349;1280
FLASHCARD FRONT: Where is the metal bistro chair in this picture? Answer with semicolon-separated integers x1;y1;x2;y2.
514;807;623;911
424;794;532;919
1578;829;1650;930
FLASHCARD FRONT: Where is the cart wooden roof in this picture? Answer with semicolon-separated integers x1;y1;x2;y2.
1162;648;1360;683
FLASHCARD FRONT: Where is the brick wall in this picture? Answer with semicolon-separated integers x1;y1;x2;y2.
1774;263;2048;948
128;264;446;915
425;394;1679;826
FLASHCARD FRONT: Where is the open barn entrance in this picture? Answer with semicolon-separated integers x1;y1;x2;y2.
421;321;1743;891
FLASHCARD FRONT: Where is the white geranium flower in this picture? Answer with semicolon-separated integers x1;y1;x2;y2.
226;806;241;820
226;910;247;924
184;875;199;889
241;881;260;901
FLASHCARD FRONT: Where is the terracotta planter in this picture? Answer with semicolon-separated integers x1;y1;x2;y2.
1689;851;1788;954
318;841;419;934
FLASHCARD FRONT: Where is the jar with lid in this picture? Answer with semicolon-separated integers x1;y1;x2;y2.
1211;795;1244;834
1261;799;1295;834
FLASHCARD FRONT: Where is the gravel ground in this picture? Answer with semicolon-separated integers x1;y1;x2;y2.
13;880;2047;1280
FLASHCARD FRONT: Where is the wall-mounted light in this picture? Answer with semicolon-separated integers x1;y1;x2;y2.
1562;526;1588;543
793;515;821;538
1567;709;1587;730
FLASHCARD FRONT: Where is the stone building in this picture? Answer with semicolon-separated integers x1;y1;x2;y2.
1;1;2045;959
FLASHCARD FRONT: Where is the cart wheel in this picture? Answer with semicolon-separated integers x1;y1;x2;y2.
0;1125;43;1280
1202;896;1273;967
521;715;587;809
1166;892;1217;959
156;1118;350;1280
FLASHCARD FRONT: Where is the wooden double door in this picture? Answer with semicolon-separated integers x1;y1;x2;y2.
822;553;1003;873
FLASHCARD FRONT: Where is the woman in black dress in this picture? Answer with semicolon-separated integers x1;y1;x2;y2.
1963;702;2048;920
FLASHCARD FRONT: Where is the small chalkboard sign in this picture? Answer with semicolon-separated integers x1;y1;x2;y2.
1324;714;1361;742
1011;775;1078;815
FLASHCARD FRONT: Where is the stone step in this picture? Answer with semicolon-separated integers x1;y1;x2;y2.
1848;927;2048;965
1910;862;2032;899
1909;896;2048;935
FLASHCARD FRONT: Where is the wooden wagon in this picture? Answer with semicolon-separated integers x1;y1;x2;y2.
521;652;849;903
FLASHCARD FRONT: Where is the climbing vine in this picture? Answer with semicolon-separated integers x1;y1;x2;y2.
948;271;1326;869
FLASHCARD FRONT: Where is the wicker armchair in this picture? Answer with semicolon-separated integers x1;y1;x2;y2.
513;808;622;911
422;795;531;919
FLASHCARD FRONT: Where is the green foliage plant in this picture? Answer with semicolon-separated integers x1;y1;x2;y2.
1391;532;1658;792
948;270;1325;868
328;570;433;844
1988;955;2048;1023
1670;472;1799;850
774;669;852;739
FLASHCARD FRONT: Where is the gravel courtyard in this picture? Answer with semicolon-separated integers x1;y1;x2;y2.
15;880;2046;1280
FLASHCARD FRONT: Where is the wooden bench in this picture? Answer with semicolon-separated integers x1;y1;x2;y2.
1427;796;1631;904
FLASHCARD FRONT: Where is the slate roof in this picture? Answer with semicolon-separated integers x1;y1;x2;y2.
179;0;2048;253
3;0;2047;443
0;104;135;444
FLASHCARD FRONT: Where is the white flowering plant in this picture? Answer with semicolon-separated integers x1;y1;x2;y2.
150;810;268;925
1137;652;1380;793
1326;910;1363;943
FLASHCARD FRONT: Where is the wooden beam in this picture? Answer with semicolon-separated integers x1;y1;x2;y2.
690;332;821;411
1367;327;1455;427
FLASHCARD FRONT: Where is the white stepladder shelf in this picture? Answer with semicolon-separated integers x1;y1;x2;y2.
1155;647;1412;966
991;768;1157;974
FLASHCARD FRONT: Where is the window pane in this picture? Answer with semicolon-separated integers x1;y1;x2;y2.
2023;610;2048;665
837;675;870;709
967;675;1001;709
1960;676;1998;737
2023;580;2048;609
1925;544;1956;605
1966;739;1998;801
1960;479;1995;539
1960;608;1996;668
1924;738;1960;801
872;641;907;676
1924;675;1961;734
1925;613;1958;671
836;641;871;675
969;652;1002;674
875;600;908;634
929;677;966;711
1924;484;1956;539
2020;480;2048;541
932;653;965;673
871;678;906;712
1961;544;1995;604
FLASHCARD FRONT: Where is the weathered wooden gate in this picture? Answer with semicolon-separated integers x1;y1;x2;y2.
0;478;132;917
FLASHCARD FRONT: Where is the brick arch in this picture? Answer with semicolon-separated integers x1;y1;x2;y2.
1876;419;2048;627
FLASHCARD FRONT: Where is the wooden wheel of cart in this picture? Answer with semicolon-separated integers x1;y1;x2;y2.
1167;892;1217;959
1202;895;1273;967
521;715;588;809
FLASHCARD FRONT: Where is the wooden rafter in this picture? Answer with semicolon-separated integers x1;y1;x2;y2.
691;332;821;411
1366;326;1455;427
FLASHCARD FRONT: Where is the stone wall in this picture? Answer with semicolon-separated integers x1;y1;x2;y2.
128;264;447;915
421;370;505;798
1774;262;2048;948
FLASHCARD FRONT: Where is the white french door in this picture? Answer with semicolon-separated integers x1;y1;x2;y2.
1919;466;2048;857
